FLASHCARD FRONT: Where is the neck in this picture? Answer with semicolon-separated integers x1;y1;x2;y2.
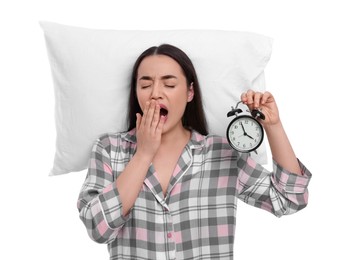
161;124;191;146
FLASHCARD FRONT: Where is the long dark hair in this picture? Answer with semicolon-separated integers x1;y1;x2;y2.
127;44;208;135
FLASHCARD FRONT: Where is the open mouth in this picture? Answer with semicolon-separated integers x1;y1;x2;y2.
160;107;168;117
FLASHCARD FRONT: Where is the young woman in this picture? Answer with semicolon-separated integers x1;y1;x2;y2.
78;44;311;259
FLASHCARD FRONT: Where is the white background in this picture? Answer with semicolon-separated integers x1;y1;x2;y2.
1;0;352;259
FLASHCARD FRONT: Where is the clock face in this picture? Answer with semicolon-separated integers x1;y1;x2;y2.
226;115;264;152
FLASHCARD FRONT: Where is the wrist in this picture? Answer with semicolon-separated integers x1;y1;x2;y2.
134;150;154;165
263;120;283;134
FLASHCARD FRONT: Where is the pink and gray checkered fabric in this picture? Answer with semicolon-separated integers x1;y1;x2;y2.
78;129;311;260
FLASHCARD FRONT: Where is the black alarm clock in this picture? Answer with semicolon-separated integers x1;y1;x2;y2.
226;101;265;153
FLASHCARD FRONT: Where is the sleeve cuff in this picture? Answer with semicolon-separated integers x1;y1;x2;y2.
271;159;312;194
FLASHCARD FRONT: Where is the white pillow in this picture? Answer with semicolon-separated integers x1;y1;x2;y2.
40;21;272;176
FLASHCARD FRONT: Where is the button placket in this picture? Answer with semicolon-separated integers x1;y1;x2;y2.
164;207;176;259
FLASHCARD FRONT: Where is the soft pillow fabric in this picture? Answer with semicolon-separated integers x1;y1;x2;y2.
40;21;272;175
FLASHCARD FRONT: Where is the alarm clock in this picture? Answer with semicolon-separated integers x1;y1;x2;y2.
226;101;265;153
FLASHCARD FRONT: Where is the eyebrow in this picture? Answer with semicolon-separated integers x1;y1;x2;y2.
138;75;178;81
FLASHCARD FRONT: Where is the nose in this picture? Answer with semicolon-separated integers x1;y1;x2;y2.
151;83;162;100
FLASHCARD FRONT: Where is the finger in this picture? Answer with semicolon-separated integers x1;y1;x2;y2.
246;89;255;105
253;92;263;108
261;91;273;104
156;114;166;134
241;89;255;111
136;113;142;129
241;89;255;104
151;103;160;131
145;100;156;127
141;101;150;126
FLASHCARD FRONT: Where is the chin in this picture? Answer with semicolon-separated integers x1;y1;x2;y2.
161;126;170;135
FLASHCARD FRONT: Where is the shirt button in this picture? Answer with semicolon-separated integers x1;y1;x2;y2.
167;232;172;238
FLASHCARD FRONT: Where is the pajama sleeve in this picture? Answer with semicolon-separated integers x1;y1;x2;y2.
77;135;131;244
236;153;312;217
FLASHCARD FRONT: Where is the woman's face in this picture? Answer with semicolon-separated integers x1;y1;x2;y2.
136;55;194;134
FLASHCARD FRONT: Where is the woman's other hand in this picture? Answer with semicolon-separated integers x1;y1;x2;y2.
241;90;280;126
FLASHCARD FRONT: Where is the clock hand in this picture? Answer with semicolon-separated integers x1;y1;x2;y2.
246;134;254;140
240;122;253;139
240;122;246;133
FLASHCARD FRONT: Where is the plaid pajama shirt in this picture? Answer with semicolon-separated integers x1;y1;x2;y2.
78;129;311;260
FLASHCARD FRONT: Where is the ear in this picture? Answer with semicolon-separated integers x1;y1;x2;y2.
187;82;194;102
